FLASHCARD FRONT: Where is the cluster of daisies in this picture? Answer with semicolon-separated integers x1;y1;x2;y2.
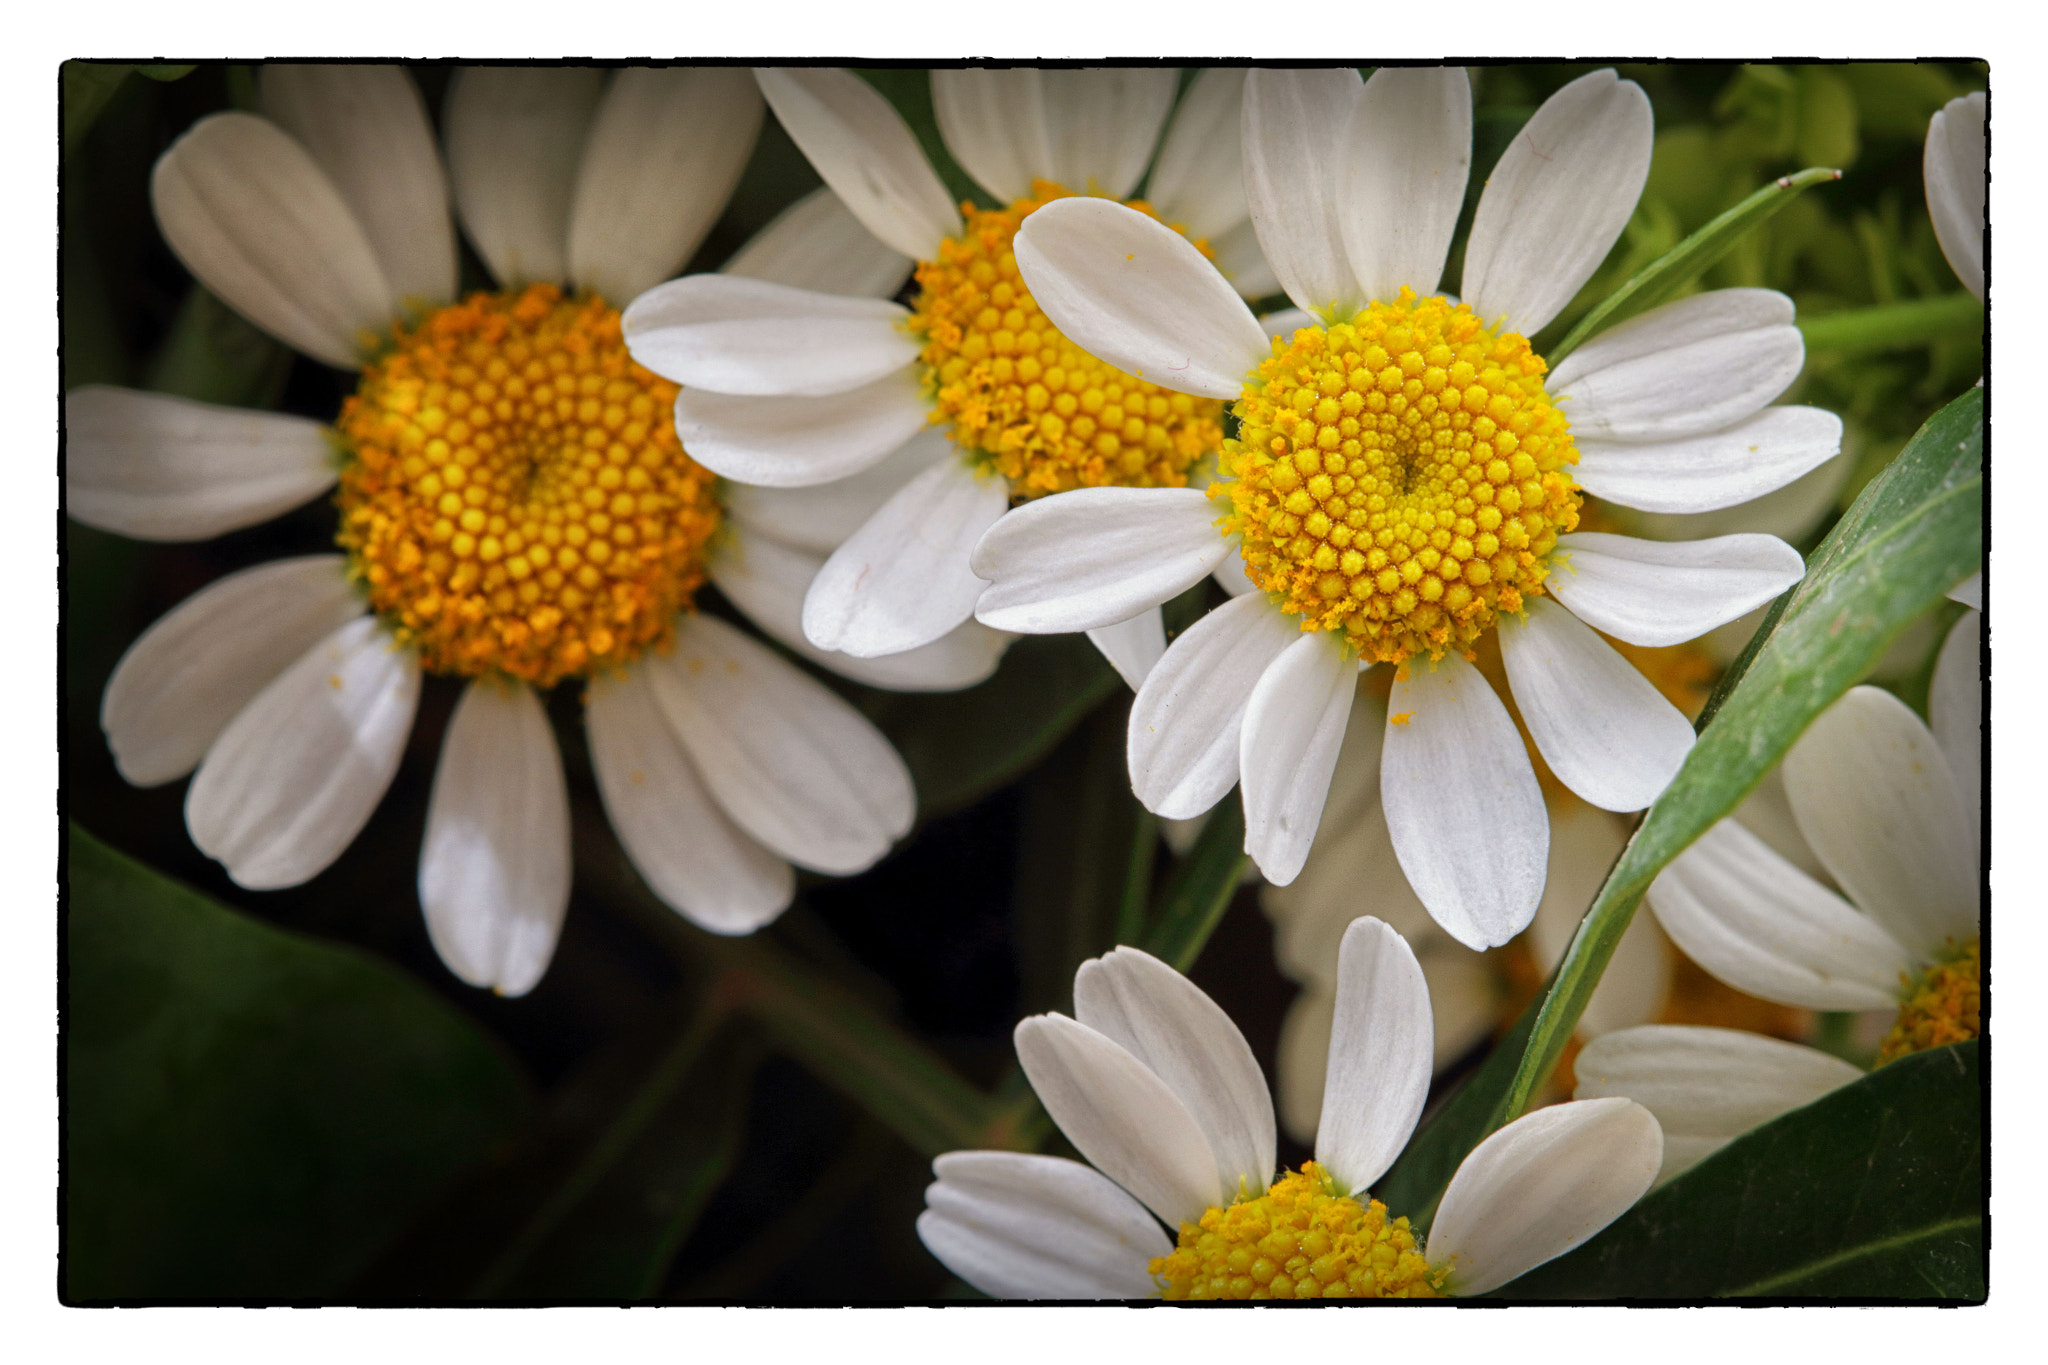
67;66;1983;1298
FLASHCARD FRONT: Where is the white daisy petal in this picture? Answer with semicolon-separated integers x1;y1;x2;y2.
1784;686;1978;958
930;68;1053;204
1040;68;1180;201
1461;70;1653;337
186;616;419;890
972;486;1227;634
1315;917;1433;1196
64;386;337;541
803;458;1010;657
621;273;916;397
673;370;931;489
712;526;1007;693
1629;448;1852;548
723;426;947;553
1240;633;1355;886
722;186;912;299
754;67;961;260
1074;946;1277;1199
1014;197;1269;400
1575;1025;1866;1184
102;555;362;786
1930;610;1982;852
442;67;605;290
1086;608;1168;694
258;64;455;307
1500;598;1695;813
1383;653;1547;950
1211;218;1281;302
1014;1014;1227;1227
419;681;570;997
1213;550;1261;597
584;666;793;934
1948;570;1981;611
1549;290;1805;442
1426;1096;1662;1296
1341;66;1471;306
919;1152;1168;1301
1128;593;1301;820
1646;817;1911;1010
646;613;914;874
1546;531;1805;648
566;67;764;303
1241;67;1365;317
151;112;393;369
1924;92;1986;301
1146;69;1250;238
1572;407;1844;515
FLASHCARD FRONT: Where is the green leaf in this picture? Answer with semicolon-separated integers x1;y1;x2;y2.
861;634;1121;820
1140;800;1248;973
65;826;534;1300
143;285;294;408
1799;293;1985;356
1500;384;1983;1125
1548;166;1841;367
1503;1042;1981;1299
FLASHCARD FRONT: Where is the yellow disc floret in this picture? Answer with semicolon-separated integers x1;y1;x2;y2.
909;180;1223;498
1151;1162;1441;1301
336;284;720;687
1218;289;1580;664
1877;938;1981;1066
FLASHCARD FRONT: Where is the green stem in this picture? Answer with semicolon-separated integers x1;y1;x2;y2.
1800;293;1983;355
708;934;1005;1157
1141;801;1249;973
1115;809;1160;945
469;1000;725;1297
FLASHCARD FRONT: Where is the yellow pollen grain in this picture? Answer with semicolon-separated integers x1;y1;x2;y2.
1877;938;1981;1066
1216;289;1580;664
909;179;1223;499
335;284;719;687
1150;1162;1441;1301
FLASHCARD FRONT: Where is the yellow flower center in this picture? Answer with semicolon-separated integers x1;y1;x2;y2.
1218;289;1580;664
336;284;720;687
1877;938;1981;1066
1151;1162;1442;1301
909;180;1224;498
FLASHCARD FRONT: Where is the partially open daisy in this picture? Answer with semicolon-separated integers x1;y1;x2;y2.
918;916;1662;1299
67;65;941;995
1583;610;1983;1180
973;67;1828;948
620;67;1277;690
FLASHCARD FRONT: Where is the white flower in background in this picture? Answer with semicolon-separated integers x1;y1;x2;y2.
621;67;1278;692
1924;88;1987;614
1580;610;1982;1181
67;65;947;996
1925;90;1986;304
918;917;1662;1299
974;67;1829;950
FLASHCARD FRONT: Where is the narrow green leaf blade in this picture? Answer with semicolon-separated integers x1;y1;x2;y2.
1548;166;1841;366
1501;384;1982;1123
65;826;534;1300
1502;1042;1982;1299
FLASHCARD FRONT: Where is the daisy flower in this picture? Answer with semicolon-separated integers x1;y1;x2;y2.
973;67;1829;948
67;65;949;996
917;916;1662;1299
1579;609;1982;1181
620;67;1277;691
